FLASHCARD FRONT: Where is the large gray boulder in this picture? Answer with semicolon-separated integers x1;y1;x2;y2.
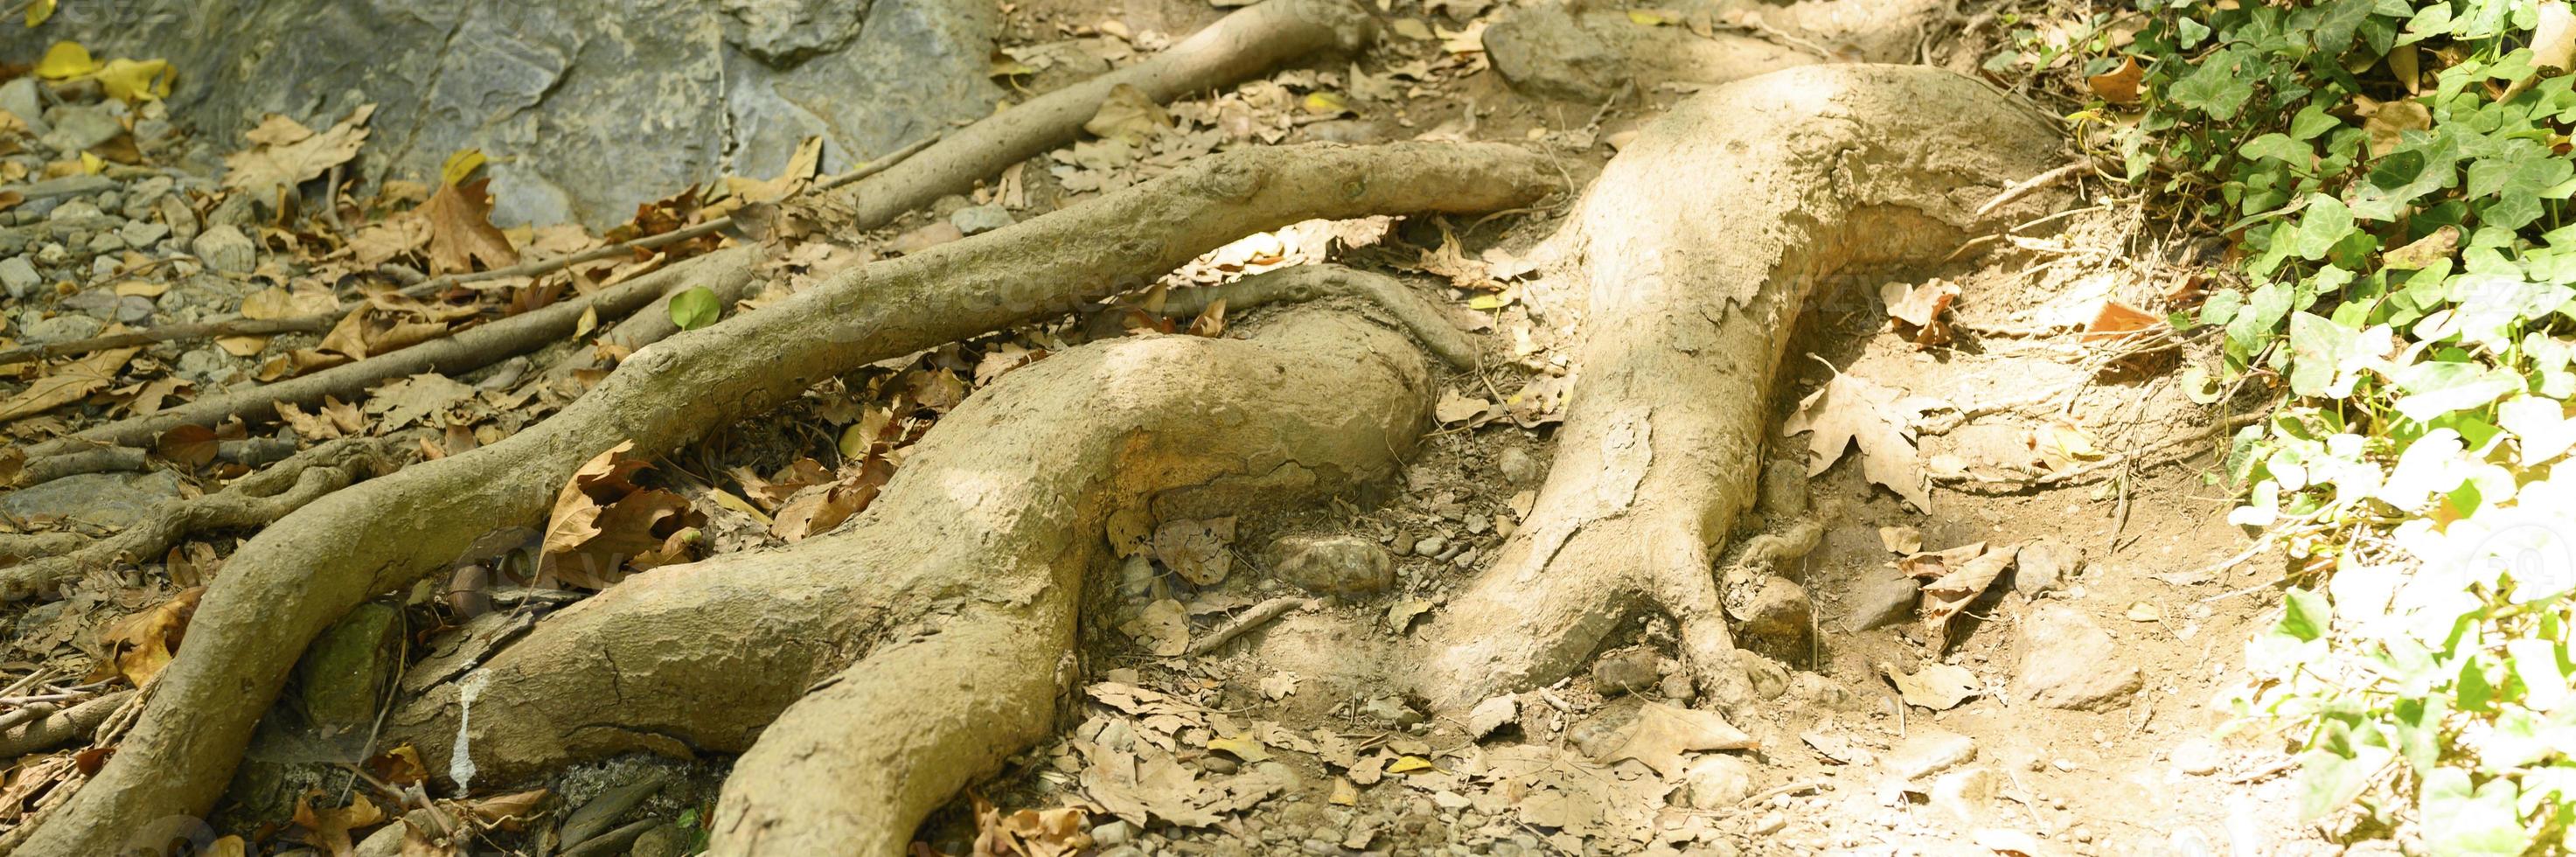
4;0;999;226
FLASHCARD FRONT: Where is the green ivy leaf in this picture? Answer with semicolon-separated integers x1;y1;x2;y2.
2279;587;2332;642
668;286;722;331
2287;311;2362;397
2241;132;2315;168
2420;768;2532;857
2169;48;2259;119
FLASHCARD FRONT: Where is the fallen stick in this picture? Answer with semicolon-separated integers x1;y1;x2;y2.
13;137;1552;854
19;247;758;460
1186;596;1313;657
0;438;397;599
0;135;940;369
0;690;131;758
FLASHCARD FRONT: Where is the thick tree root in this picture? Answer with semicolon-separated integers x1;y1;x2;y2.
1410;65;2071;712
14;142;1549;855
385;307;1430;854
0;438;400;598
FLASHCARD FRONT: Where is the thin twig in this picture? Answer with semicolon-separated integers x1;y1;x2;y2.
1975;160;2096;218
0;133;941;369
1184;596;1310;658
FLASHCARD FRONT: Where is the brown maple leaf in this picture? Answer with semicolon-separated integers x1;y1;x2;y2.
223;104;375;195
423;178;520;275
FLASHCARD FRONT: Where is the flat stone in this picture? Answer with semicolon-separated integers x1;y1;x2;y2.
0;255;38;298
1591;648;1661;694
1759;459;1808;519
2018;604;2142;710
120;219;170;248
22;313;103;344
1884;728;1977;779
38;103;122;153
2014;538;2083;597
1729;575;1811;645
1681;754;1756;809
0;77;45;136
0;470;182;528
1843;572;1920;631
1495;446;1542;485
948;202;1014;235
191;224;255;273
1266;533;1394;596
59;288;118;317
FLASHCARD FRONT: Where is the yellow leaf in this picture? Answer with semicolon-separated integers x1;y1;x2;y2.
77;151;101;175
573;304;598;339
34;40;96;79
1387;756;1437;774
1208;735;1271;763
707;488;773;525
1301;91;1352;115
1627;9;1674;25
95;58;176;103
1329;777;1360;805
440;149;487;187
24;0;54;28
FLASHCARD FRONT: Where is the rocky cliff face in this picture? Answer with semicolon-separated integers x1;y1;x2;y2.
4;0;999;226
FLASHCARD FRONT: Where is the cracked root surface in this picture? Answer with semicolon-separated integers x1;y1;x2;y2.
386;306;1432;854
1410;64;2071;712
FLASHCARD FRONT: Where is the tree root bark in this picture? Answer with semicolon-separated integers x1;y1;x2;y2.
0;689;131;758
0;438;400;598
384;307;1430;854
1409;65;2071;712
13;142;1549;856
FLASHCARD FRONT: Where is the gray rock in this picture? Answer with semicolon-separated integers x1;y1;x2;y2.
1681;754;1755;809
1591;648;1661;694
2018;605;2142;710
1885;729;1976;779
1729;575;1811;646
38;103;122;153
0;255;38;298
59;288;119;318
1092;819;1133;847
120;219;170;248
85;232;127;254
11;174;114;202
0;77;46;136
157;193;197;246
1494;446;1541;485
1266;533;1394;596
1413;534;1447;555
1759;459;1808;519
48;199;102;222
948;203;1014;235
1738;651;1791;700
0;470;182;527
627;824;689;857
115;295;156;324
2014;538;2083;597
9;0;998;227
22;313;103;344
191;224;255;273
1843;572;1920;631
1481;6;1626;101
176;347;236;384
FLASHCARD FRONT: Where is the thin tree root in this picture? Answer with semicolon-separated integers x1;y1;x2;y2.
0;438;401;599
14;136;1552;854
1410;65;2072;713
1187;596;1314;658
0;689;132;758
1159;265;1482;369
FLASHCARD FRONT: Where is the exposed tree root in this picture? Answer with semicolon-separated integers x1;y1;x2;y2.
0;438;400;598
384;307;1431;854
1409;65;2071;712
13;142;1549;855
0;689;132;757
1159;265;1481;369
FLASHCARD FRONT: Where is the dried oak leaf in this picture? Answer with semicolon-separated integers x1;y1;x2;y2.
224;104;375;195
1881;280;1961;347
538;441;706;589
770;456;894;541
2087;56;2144;104
1783;370;1932;511
1152;517;1236;585
422;178;520;275
0;341;139;422
1602;701;1756;776
971;793;1092;857
1085;82;1173;145
95;586;202;686
1903;541;2017;642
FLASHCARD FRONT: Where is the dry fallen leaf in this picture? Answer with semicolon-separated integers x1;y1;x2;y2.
95;586;202;686
724;135;824;207
2086;55;2145;104
971;793;1091;857
1085;82;1173;145
0;341;139;422
1152;517;1236;585
2383;224;2460;270
224;104;375;195
538;441;706;589
1882;280;1961;347
423;178;520;275
1878;525;1923;554
1603;701;1756;776
1120;598;1189;657
1905;541;2017;642
2355;94;2431;160
1784;370;1932;511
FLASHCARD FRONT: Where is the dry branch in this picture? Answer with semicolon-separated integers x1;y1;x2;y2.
14;136;1552;854
0;689;131;758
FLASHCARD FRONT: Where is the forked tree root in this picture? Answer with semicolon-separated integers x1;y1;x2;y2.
16;141;1550;855
384;307;1429;854
1409;65;2071;712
